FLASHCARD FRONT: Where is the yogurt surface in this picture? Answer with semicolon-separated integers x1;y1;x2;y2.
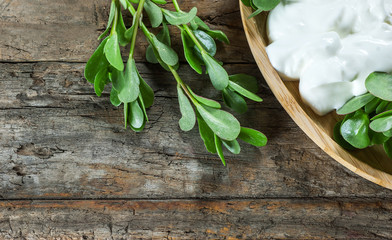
266;0;392;115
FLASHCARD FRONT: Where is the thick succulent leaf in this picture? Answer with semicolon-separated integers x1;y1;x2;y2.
144;0;163;28
202;52;229;90
340;110;370;149
177;85;196;131
104;33;124;71
181;30;203;74
196;104;241;141
163;7;197;25
94;67;109;97
365;72;392;101
238;127;267;147
214;134;226;166
85;38;109;83
222;139;241;155
197;114;217;154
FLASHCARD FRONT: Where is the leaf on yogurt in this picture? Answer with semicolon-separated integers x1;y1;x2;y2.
365;72;392;101
337;93;375;115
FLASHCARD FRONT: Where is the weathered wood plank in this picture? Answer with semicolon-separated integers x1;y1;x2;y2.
0;0;251;63
0;62;390;199
0;199;391;239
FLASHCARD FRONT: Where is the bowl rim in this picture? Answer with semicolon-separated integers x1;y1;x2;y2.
239;1;392;190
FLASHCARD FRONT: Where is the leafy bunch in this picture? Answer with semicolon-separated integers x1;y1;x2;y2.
334;72;392;158
241;0;281;18
84;0;267;165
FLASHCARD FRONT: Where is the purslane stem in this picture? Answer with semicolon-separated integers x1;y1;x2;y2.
110;0;119;36
127;5;197;104
183;25;205;53
172;0;181;12
129;0;146;58
128;5;152;38
171;0;207;54
168;65;198;104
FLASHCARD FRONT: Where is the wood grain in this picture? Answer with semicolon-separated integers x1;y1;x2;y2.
240;3;392;190
0;0;250;63
1;62;390;200
1;199;392;239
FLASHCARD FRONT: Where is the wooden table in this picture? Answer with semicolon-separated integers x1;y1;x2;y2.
1;0;392;239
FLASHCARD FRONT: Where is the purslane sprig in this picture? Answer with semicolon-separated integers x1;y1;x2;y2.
334;72;392;158
85;0;267;165
241;0;281;18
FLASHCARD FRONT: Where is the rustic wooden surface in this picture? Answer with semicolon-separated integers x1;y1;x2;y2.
1;0;392;239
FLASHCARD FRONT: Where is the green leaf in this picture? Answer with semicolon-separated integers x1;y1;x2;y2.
124;102;129;128
94;68;109;97
206;30;229;44
371;110;392;121
248;8;263;19
376;101;389;114
333;121;356;150
152;35;179;66
238;127;267;147
196;104;241;141
138;73;154;108
151;0;166;4
104;33;124;71
202;52;229;90
222;139;241;155
146;45;159;64
241;0;252;7
114;59;140;103
144;0;163;28
85;38;109;83
386;102;392;112
336;93;375;115
177;84;196;131
252;0;281;11
214;134;226;166
163;7;197;25
145;23;171;64
138;93;149;122
222;88;248;114
365;98;381;114
157;22;171;46
193;30;217;57
124;15;136;41
369;129;389;145
229;74;258;93
370;115;392;133
98;1;116;40
229;81;263;102
181;30;203;74
187;86;221;109
197;114;216;153
340;110;370;149
366;72;392;101
250;0;257;9
383;138;392;159
111;68;124;91
191;16;210;31
129;100;145;130
148;41;171;71
119;0;128;9
110;87;122;107
384;129;392;137
116;10;129;46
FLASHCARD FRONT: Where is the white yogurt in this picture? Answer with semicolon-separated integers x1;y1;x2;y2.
266;0;392;115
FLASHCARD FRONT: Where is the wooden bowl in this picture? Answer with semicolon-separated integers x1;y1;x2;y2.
239;2;392;190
